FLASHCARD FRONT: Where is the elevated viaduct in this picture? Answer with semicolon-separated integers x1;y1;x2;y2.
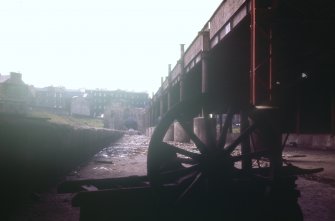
144;0;335;149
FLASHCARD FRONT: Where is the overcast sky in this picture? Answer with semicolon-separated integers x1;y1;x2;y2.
0;0;222;95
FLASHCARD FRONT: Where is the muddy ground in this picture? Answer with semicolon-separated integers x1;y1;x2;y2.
284;147;335;221
7;134;335;221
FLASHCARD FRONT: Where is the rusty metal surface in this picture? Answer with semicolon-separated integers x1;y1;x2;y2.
184;34;203;67
209;0;246;39
170;62;181;83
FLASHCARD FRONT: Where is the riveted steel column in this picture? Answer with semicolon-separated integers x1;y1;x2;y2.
164;66;175;142
331;77;335;135
179;44;185;102
159;77;164;118
250;0;275;105
250;0;256;105
200;31;210;95
167;64;172;110
196;31;216;146
241;110;252;170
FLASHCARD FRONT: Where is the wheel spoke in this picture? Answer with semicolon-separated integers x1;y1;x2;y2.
148;97;284;213
204;114;216;149
224;123;257;154
281;133;289;151
163;142;201;161
231;150;270;162
217;109;234;149
177;118;207;154
176;171;202;203
159;165;200;184
160;164;200;177
176;157;197;165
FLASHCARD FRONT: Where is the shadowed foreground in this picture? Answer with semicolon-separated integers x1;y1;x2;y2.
0;114;122;218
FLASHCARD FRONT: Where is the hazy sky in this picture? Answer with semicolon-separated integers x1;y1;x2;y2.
0;0;222;94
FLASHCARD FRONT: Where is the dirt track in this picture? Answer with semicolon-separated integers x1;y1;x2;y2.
7;134;335;221
284;147;335;221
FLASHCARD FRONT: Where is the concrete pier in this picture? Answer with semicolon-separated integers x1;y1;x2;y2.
163;124;174;141
173;121;190;142
193;117;217;146
146;127;156;137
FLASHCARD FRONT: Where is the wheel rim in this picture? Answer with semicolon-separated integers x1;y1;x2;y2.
147;98;277;209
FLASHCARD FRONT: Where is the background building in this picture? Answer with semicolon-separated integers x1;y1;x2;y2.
70;95;90;117
86;89;149;118
34;87;83;114
0;72;33;115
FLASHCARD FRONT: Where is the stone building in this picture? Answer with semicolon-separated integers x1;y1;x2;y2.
0;72;32;115
103;101;146;132
70;95;90;117
34;87;83;114
33;86;149;127
86;89;149;118
94;90;149;132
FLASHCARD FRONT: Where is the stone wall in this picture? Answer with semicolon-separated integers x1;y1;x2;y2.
0;115;123;210
285;134;335;150
104;104;146;132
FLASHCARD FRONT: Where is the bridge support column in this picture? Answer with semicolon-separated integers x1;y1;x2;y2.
200;31;210;95
146;126;156;137
150;105;155;127
241;111;252;170
174;121;190;143
331;78;335;135
163;125;174;142
159;77;164;119
179;44;185;102
167;64;172;110
193;117;217;146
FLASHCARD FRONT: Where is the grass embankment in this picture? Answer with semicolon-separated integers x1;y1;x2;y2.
0;112;123;213
28;110;104;128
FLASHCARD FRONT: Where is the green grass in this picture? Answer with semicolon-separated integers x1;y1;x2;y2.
28;111;104;128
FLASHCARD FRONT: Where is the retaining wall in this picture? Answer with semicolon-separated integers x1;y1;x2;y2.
285;134;335;150
0;115;123;211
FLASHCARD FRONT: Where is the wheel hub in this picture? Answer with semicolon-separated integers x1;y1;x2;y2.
199;151;235;179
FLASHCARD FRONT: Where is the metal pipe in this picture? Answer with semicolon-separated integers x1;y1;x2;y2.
180;44;185;102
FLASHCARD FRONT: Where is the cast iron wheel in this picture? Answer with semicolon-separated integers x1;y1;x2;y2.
147;98;303;221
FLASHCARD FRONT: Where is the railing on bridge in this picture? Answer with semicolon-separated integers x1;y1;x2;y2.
170;62;181;84
149;0;251;127
209;0;249;48
152;88;162;102
184;34;203;70
209;0;246;38
162;78;169;91
170;0;249;82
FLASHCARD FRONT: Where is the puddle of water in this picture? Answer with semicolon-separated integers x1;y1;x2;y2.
92;166;113;171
